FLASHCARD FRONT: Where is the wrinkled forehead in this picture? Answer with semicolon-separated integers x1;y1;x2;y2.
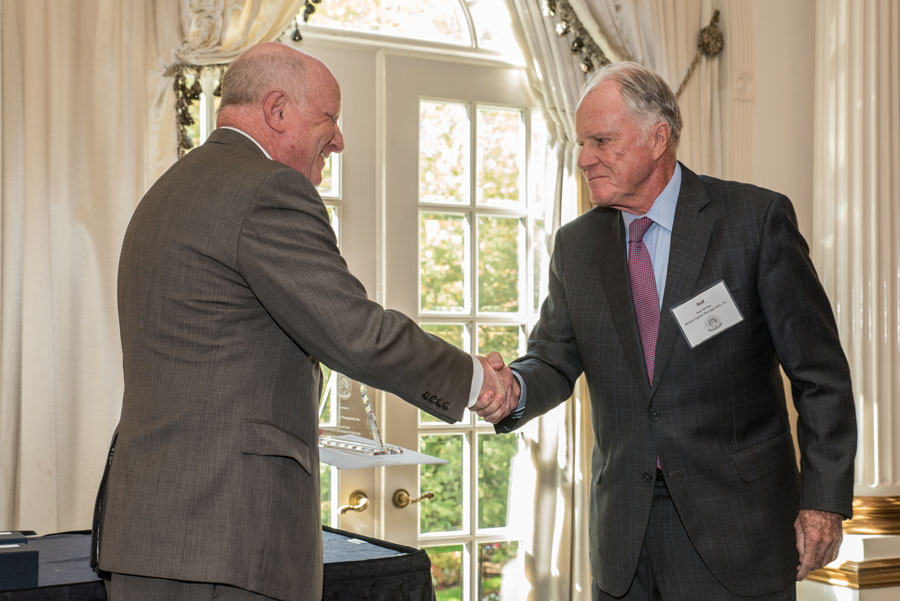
576;81;627;125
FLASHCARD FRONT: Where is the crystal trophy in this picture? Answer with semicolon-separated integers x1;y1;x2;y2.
318;370;403;456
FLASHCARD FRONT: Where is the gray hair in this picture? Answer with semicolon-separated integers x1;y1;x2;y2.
578;61;682;149
220;44;308;108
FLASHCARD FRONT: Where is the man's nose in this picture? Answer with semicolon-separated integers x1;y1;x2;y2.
576;146;594;171
330;126;345;153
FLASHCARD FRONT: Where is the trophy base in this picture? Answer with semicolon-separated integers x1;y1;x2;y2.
319;435;404;456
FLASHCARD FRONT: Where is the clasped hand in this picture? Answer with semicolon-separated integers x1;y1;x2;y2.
470;352;520;424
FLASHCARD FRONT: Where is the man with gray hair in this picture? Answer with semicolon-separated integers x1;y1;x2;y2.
482;61;856;599
92;42;514;601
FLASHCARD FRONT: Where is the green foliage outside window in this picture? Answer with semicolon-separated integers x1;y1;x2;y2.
476;107;522;205
478;435;518;529
478;216;519;313
428;544;464;600
420;435;464;533
320;464;331;526
479;541;519;599
420;213;466;312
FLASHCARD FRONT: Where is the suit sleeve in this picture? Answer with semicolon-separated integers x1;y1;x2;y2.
496;229;584;433
236;167;472;423
757;195;856;517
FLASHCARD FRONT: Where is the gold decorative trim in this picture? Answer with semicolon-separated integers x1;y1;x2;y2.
807;558;900;589
675;10;725;100
844;496;900;535
540;0;611;73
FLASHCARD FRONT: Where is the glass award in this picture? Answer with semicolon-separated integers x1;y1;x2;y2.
318;369;403;457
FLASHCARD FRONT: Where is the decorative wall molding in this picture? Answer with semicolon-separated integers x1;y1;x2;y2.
808;558;900;589
845;497;900;535
724;0;753;183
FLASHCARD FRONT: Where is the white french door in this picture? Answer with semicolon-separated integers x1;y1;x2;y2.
379;51;548;601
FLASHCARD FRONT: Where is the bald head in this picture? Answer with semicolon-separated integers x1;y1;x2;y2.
220;43;315;108
216;43;344;185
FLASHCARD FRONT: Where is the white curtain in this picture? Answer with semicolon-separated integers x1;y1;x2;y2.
503;1;724;599
174;0;303;65
0;0;300;536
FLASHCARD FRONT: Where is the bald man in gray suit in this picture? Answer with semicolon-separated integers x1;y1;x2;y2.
91;43;515;601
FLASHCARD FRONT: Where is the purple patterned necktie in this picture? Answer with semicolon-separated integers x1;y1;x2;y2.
628;217;660;384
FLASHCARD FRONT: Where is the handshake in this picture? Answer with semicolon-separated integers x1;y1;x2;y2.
471;352;521;424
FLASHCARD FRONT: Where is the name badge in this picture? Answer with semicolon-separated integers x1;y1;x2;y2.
670;280;744;348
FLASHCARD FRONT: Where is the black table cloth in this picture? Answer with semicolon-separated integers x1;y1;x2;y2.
0;528;435;601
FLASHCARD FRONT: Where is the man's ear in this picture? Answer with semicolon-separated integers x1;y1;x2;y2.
262;89;289;133
649;121;671;160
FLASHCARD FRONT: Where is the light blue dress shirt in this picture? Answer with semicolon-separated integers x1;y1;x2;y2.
621;162;681;308
510;164;682;418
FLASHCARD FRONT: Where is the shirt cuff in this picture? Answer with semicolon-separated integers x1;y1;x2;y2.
510;369;527;418
468;355;484;408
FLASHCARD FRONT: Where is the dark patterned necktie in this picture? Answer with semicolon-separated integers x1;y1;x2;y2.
628;217;660;384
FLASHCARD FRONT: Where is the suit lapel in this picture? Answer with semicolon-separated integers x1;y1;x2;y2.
591;208;654;399
651;166;713;395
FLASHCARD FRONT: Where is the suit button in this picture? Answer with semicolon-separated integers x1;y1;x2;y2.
422;391;431;401
650;409;660;420
642;472;653;483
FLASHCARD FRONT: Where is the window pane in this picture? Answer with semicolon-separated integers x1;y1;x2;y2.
532;218;549;313
426;544;464;601
529;110;552;314
182;72;202;152
420;324;468;424
468;0;523;63
476;325;520;358
478;541;519;600
478;434;517;529
476;106;524;206
324;204;340;246
420;101;470;205
420;434;465;533
318;153;341;199
421;213;468;313
318;365;336;424
477;216;519;313
320;464;333;527
422;323;467;349
528;111;553;217
312;0;471;46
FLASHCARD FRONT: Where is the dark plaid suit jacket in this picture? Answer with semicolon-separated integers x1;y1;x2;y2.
497;164;856;596
93;129;473;601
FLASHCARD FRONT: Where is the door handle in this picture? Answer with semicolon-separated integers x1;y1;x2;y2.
392;488;435;508
338;490;369;514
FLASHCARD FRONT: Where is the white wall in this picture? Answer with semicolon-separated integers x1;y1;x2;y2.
749;0;817;236
733;0;817;465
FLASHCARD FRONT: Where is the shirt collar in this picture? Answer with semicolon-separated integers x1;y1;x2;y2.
622;162;682;232
218;126;272;160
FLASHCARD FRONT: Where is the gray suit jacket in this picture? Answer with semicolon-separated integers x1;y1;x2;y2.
93;129;472;601
497;165;856;596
